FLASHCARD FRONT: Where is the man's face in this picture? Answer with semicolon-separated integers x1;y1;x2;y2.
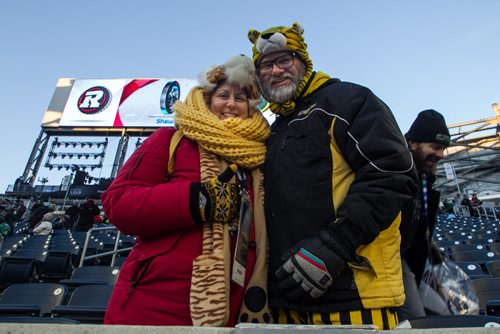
256;51;306;103
409;141;446;175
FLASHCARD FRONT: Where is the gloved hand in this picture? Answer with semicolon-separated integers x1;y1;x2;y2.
275;236;346;301
190;164;241;225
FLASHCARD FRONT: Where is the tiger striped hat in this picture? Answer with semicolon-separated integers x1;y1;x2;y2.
247;22;314;115
247;22;312;76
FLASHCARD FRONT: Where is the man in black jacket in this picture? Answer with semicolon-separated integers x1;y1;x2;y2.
64;200;80;230
75;198;100;232
399;109;450;320
247;22;418;329
28;202;52;229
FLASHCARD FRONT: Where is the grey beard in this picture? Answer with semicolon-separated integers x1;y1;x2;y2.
260;66;305;104
264;81;298;103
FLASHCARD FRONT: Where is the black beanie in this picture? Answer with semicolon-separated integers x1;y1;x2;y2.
405;109;450;146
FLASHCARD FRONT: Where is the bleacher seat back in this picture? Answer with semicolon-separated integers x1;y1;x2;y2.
453;250;500;264
486;261;500;277
472;278;500;314
402;315;500;328
66;284;114;307
0;283;67;316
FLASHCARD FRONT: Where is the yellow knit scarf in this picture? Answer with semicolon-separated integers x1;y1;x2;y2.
174;88;271;169
269;71;331;116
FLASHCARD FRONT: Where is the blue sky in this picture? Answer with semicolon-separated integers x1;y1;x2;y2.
0;1;499;193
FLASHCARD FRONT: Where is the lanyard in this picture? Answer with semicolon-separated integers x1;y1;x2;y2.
421;173;429;224
232;167;253;287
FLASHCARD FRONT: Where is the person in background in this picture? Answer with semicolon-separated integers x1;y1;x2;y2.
102;55;271;326
64;200;80;229
461;194;473;216
75;198;100;232
30;197;44;212
399;109;450;320
469;194;482;217
247;22;417;329
13;199;26;221
28;201;53;229
33;212;54;235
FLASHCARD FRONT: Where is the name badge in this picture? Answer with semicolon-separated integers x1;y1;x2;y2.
232;189;253;287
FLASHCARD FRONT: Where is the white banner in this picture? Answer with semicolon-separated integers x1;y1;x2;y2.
59;78;197;128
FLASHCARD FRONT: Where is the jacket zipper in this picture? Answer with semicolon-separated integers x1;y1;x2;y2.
121;256;155;308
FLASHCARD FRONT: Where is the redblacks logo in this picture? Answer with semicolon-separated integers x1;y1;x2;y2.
77;86;112;114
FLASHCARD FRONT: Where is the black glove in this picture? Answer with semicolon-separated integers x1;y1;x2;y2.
275;236;346;301
190;164;241;225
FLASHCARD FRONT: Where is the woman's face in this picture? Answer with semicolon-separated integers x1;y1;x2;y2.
209;82;250;120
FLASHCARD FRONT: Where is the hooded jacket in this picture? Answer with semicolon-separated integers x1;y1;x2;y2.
265;78;418;312
102;127;258;326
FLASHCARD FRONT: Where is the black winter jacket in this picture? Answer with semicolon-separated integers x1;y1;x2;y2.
264;78;418;312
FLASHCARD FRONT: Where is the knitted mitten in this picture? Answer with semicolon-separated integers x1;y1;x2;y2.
190;164;241;224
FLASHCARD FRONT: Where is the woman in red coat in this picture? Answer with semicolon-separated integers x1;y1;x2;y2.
102;55;271;326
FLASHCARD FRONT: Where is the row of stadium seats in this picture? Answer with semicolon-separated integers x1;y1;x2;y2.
0;282;113;324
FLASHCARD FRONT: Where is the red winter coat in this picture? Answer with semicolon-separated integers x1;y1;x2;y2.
102;127;256;326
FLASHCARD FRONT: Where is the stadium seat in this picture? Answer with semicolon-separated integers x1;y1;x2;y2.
0;257;37;286
452;250;500;264
59;266;120;289
488;243;500;254
0;316;80;324
398;315;500;328
455;262;490;279
486;261;500;277
472;278;500;314
51;284;114;324
449;244;488;254
0;283;67;317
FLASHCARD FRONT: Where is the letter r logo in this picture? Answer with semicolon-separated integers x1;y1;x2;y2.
77;86;111;114
79;90;104;109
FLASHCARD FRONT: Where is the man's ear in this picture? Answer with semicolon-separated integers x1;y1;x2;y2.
408;141;418;151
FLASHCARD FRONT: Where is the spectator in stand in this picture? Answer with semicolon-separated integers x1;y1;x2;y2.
461;194;473;216
28;202;53;229
30;197;44;212
0;203;16;233
13;199;26;221
0;221;10;237
75;198;100;232
33;212;54;235
470;194;482;217
64;200;80;229
399;109;450;320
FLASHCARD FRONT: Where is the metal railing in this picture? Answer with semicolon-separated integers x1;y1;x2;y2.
477;205;499;221
78;226;133;267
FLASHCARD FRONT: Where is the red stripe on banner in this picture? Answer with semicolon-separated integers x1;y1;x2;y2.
113;79;158;127
113;112;123;127
297;251;327;271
